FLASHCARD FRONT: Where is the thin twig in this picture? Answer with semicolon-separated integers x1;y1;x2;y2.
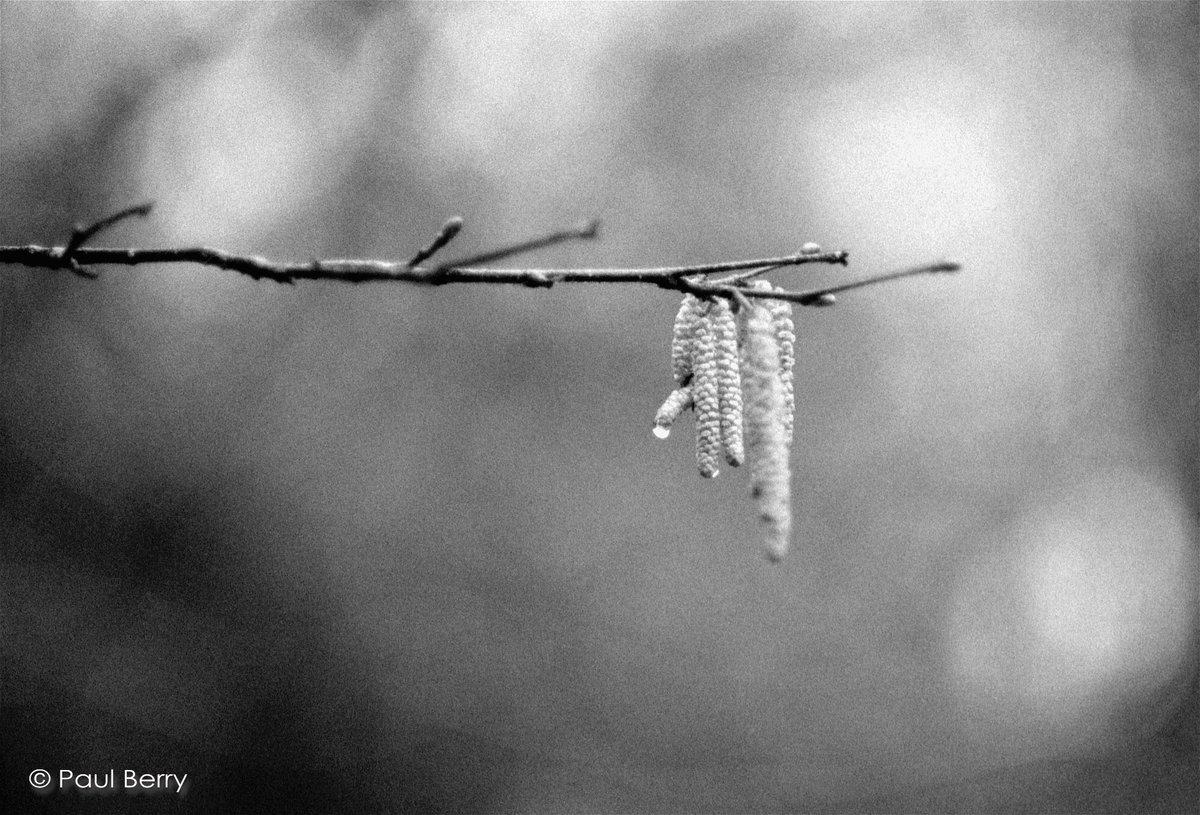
429;218;601;273
0;205;959;306
59;202;154;278
63;201;154;257
405;216;464;267
749;260;962;305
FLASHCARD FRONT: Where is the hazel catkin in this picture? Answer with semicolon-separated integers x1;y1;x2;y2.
710;298;744;466
671;294;704;387
653;386;693;439
766;296;796;445
739;301;792;561
690;300;722;478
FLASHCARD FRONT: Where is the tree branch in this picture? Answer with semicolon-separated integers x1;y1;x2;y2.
0;203;960;305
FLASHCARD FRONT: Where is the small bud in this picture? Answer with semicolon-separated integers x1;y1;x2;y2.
801;242;821;255
812;293;836;307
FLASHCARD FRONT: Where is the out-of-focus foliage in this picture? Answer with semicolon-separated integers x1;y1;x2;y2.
2;3;1196;812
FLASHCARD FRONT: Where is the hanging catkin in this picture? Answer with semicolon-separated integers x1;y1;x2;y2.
653;386;693;439
710;298;744;466
739;301;792;561
691;300;722;478
671;294;705;387
766;296;795;445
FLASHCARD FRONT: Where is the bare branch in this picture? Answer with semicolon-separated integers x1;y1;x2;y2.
0;244;851;289
0;205;959;306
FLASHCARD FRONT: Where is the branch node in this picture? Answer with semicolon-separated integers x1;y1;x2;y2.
727;286;754;313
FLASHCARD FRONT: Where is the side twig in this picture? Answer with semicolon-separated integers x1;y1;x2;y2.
58;201;154;278
405;216;464;268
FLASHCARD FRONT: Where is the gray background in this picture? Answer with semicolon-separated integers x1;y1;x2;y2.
2;3;1196;812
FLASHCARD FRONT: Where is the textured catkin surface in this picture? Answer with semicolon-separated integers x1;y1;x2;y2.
768;297;795;445
712;298;745;467
691;301;723;478
740;303;792;561
653;384;692;436
671;294;703;387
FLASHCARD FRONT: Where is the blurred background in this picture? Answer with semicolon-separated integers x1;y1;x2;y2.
1;3;1196;813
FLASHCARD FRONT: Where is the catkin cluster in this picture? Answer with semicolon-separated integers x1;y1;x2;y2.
654;286;796;561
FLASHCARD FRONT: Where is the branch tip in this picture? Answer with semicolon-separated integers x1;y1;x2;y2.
800;293;837;307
